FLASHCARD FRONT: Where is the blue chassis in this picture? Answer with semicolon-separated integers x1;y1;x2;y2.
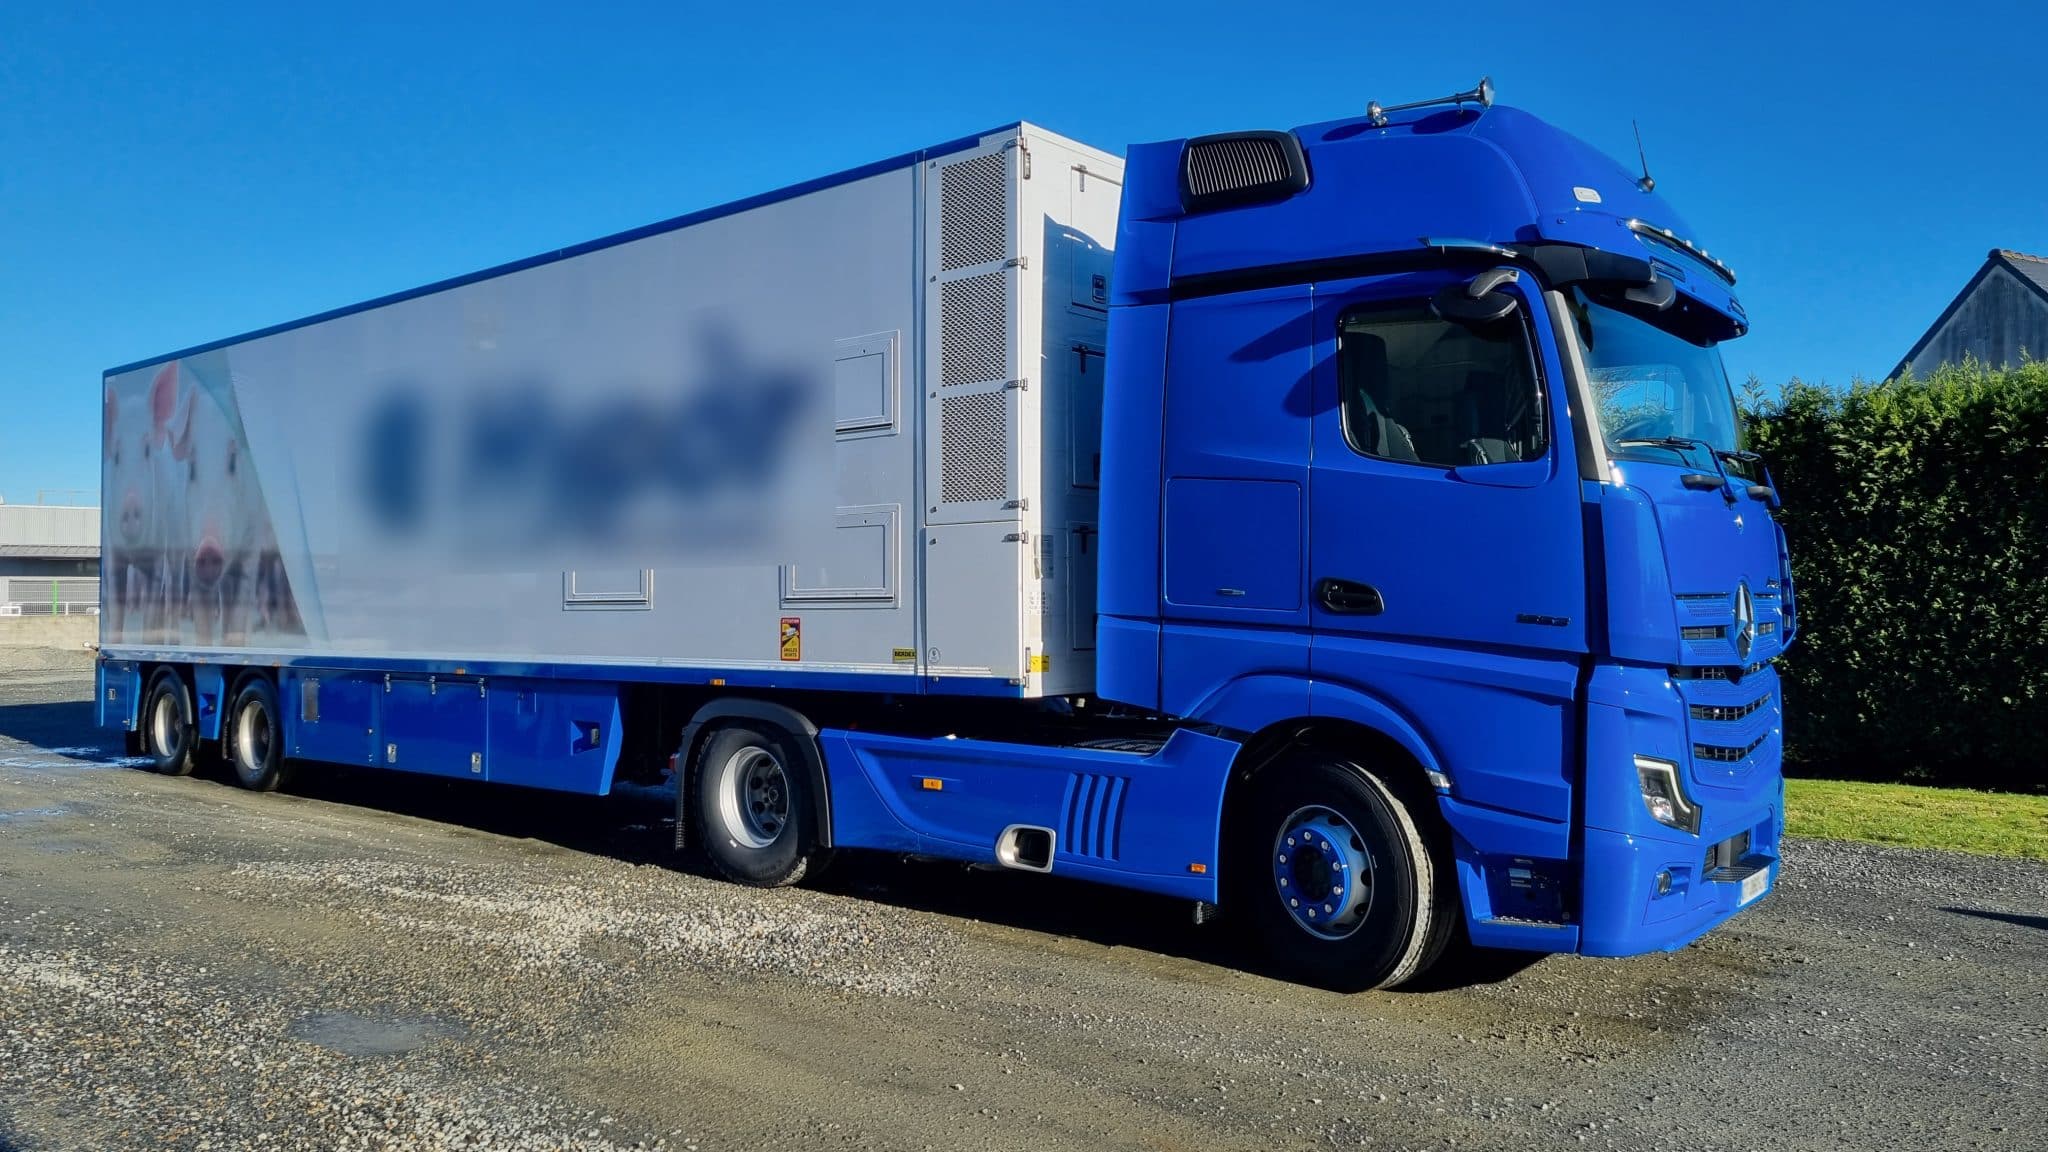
98;649;1777;958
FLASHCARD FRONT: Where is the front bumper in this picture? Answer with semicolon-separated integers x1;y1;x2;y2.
1580;810;1780;955
1577;663;1784;956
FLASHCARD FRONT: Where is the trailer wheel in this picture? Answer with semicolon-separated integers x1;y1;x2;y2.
227;676;292;792
142;670;197;777
694;723;822;887
1232;755;1455;991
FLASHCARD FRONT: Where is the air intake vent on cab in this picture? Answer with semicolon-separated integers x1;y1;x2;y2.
1179;130;1310;213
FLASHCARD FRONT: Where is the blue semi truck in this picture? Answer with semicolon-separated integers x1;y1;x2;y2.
98;81;1791;989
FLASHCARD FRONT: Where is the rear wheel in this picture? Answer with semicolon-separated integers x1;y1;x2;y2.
693;723;825;887
142;670;196;777
1233;755;1455;991
227;676;291;792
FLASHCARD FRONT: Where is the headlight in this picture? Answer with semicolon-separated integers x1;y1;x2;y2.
1634;755;1700;834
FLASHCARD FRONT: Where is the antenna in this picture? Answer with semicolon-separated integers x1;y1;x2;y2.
1632;119;1656;194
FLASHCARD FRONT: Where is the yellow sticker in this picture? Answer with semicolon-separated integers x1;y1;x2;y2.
1027;653;1051;673
892;647;917;664
779;617;802;662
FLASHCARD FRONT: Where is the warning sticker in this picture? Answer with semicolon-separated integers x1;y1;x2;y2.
892;647;917;664
779;617;802;662
1028;653;1051;673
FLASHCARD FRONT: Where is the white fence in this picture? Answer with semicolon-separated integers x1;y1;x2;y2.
1;577;100;616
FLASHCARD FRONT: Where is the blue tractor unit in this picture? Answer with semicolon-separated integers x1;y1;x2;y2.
98;80;1791;990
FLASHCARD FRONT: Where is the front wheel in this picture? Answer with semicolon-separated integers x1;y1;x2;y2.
692;723;826;887
1233;756;1455;991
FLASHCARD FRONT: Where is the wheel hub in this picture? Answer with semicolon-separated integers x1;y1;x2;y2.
717;746;790;849
151;694;181;756
236;698;271;770
1273;806;1374;940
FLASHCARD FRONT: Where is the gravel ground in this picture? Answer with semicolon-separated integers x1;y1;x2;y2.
1;657;2042;1151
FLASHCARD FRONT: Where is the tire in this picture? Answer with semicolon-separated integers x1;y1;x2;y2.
141;670;197;777
227;676;292;792
692;723;824;887
1231;755;1456;991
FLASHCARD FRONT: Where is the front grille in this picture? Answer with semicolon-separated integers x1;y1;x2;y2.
1689;692;1772;722
1694;733;1768;763
1671;662;1769;682
1680;625;1726;641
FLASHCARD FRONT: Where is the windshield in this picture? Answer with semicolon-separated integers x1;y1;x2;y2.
1566;287;1744;470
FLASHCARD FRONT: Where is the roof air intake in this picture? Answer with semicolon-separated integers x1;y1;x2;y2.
1178;131;1309;214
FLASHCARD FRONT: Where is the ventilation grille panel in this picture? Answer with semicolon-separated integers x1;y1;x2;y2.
1185;137;1289;197
1694;734;1768;764
1689;693;1771;723
1062;772;1128;861
1178;130;1309;211
940;272;1009;387
939;392;1008;503
940;152;1009;270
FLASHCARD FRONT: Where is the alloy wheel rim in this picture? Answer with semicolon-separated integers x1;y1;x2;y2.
1272;804;1375;940
236;698;271;772
716;746;789;849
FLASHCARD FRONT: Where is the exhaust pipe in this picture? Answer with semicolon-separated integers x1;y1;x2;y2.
995;824;1056;873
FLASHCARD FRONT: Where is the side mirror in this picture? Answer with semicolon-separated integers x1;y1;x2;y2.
1432;267;1521;326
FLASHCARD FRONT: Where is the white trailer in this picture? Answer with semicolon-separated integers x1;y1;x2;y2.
100;123;1123;699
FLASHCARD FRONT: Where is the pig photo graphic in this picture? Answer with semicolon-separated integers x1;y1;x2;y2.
102;359;304;646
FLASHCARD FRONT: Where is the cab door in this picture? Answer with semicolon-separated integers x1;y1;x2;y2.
1155;284;1315;718
1305;270;1586;820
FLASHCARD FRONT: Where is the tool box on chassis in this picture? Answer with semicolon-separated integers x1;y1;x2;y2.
100;90;1793;991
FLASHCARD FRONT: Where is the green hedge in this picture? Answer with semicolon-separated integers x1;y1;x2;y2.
1742;361;2048;792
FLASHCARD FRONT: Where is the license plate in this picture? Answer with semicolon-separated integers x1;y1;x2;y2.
1739;868;1770;906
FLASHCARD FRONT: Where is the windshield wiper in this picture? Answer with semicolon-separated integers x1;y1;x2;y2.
1615;436;1756;469
1615;435;1712;455
1612;436;1739;503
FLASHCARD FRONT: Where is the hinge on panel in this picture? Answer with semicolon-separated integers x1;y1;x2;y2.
1004;498;1029;511
1004;531;1031;544
1006;137;1031;179
1004;377;1030;390
1003;255;1029;269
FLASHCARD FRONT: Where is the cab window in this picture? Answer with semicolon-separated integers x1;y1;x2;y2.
1337;305;1546;468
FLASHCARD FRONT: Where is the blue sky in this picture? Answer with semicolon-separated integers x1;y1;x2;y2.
2;1;2041;503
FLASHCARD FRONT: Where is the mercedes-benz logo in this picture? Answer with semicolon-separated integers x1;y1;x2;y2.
1733;580;1755;662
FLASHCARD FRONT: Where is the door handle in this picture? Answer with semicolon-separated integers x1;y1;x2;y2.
1316;578;1385;616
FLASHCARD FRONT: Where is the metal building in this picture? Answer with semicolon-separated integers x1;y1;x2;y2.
0;502;99;615
1892;249;2048;378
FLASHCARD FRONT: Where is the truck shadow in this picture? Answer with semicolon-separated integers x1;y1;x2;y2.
277;763;1541;992
0;690;1542;994
0;698;112;758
